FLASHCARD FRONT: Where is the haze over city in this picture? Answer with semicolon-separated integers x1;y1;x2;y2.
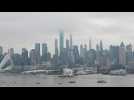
0;12;134;54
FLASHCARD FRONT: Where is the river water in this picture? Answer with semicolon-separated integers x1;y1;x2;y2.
0;73;134;87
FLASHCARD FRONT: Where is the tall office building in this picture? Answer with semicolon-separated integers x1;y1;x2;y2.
110;45;119;65
84;44;88;63
84;44;87;52
8;48;14;57
87;49;96;66
119;42;126;65
80;44;84;58
59;31;64;56
66;39;70;63
73;45;80;64
66;39;70;50
70;34;73;49
69;34;75;65
35;43;41;64
42;43;47;56
29;49;36;65
96;44;100;52
89;39;92;50
0;46;3;63
0;46;3;56
55;39;58;56
100;40;103;52
95;44;100;65
126;44;133;64
42;43;48;62
22;48;29;65
35;43;40;54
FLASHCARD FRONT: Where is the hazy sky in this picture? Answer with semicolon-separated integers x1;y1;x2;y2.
0;12;134;54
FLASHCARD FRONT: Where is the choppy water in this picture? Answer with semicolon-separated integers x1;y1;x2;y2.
0;73;134;87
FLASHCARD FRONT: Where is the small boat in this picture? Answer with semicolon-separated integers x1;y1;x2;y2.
97;80;107;83
59;68;74;77
109;69;127;76
68;81;76;84
75;70;88;75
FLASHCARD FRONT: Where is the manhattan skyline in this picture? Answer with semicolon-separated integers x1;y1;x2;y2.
1;12;134;54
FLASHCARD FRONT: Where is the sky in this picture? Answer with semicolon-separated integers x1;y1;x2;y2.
0;12;134;55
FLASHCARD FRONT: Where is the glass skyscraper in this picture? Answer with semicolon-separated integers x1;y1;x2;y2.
59;31;64;56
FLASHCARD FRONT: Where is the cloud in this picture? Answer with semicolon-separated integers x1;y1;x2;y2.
0;12;134;54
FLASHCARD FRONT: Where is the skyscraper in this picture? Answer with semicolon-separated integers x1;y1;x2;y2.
55;39;58;56
80;44;84;58
0;46;3;56
96;44;100;52
95;44;100;65
22;48;29;65
35;43;41;64
100;40;103;52
73;45;80;64
8;48;14;57
35;43;40;54
87;49;96;66
70;34;73;49
30;49;36;66
42;43;47;56
119;42;126;65
84;44;87;52
126;44;133;64
110;45;119;65
59;31;64;55
66;39;69;50
0;46;3;63
89;39;92;50
42;43;48;62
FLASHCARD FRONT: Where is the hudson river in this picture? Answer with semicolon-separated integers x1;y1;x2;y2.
0;73;134;87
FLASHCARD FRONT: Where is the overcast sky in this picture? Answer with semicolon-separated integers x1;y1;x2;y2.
0;12;134;54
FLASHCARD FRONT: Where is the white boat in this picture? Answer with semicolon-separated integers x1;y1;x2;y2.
75;70;88;75
60;68;74;77
22;70;56;75
109;69;127;76
84;69;97;74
